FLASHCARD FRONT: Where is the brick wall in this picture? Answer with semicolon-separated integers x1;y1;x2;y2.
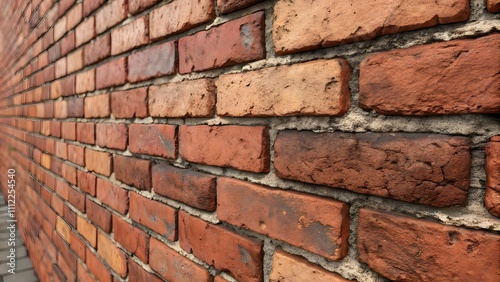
0;0;499;281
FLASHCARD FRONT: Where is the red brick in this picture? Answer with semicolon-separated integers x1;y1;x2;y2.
60;32;76;56
77;215;97;247
54;17;67;41
86;249;112;282
488;0;500;12
360;34;500;115
77;261;94;282
84;34;111;65
179;211;263;281
111;16;148;55
114;156;151;190
69;187;86;212
97;232;128;277
86;198;112;233
76;16;95;47
68;144;85;166
129;0;160;14
83;0;105;16
55;58;67;78
67;3;82;30
129;260;162;282
273;0;469;55
149;0;215;39
110;88;148;118
60;75;76;96
179;12;264;73
95;0;127;34
96;57;127;89
76;69;95;94
56;216;71;243
129;124;176;158
70;232;86;260
486;137;500;217
113;216;149;262
77;122;95;144
67;98;84;118
218;59;350;117
51;81;63;99
179;125;270;172
358;208;500;281
84;94;110;118
62;163;77;185
59;0;77;17
77;170;97;196
85;149;112;176
49;43;61;63
97;178;128;214
218;177;349;260
270;250;352;281
149;238;212;282
152;164;216;211
61;122;76;140
149;79;215;117
55;141;68;159
129;192;177;240
128;41;176;82
275;131;471;207
218;0;263;14
67;49;83;73
96;123;128;150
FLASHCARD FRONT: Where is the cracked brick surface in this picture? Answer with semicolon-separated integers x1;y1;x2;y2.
275;131;471;207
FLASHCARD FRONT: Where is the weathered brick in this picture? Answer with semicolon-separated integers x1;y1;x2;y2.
96;57;127;89
149;0;215;39
488;0;500;12
56;216;71;243
77;215;97;247
358;209;500;281
218;0;263;14
60;75;76;96
114;156;151;190
218;177;349;260
67;98;84;118
85;149;112;176
97;178;128;214
84;94;110;118
68;144;85;166
129;192;177;240
129;0;160;14
62;163;77;185
84;34;111;65
86;198;112;233
273;0;469;54
486;137;500;217
86;249;112;282
113;216;149;262
149;238;212;282
83;0;105;16
275;131;471;207
179;12;265;73
218;59;350;117
359;34;500;115
110;88;148;118
61;122;76;140
54;17;67;41
97;232;127;277
55;58;67;78
76;16;95;47
179;125;270;173
70;232;86;260
67;3;82;30
153;164;216;211
111;16;148;55
68;187;85;212
128;41;176;82
270;250;352;282
60;32;76;56
179;211;263;282
129;260;162;282
77;122;95;144
96;123;128;150
51;80;63;99
67;49;83;73
95;0;127;34
77;170;96;196
76;69;95;94
129;124;176;158
149;79;215;117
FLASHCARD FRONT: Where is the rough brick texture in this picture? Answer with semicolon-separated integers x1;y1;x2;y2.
275;131;471;207
128;41;176;82
111;16;148;55
179;12;265;73
273;0;469;54
358;209;500;281
359;34;500;115
486;137;500;217
217;59;351;116
114;156;151;190
111;88;148;118
129;124;176;159
179;212;264;282
179;125;270;173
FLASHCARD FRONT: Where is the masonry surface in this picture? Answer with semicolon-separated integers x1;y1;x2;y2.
0;0;499;281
